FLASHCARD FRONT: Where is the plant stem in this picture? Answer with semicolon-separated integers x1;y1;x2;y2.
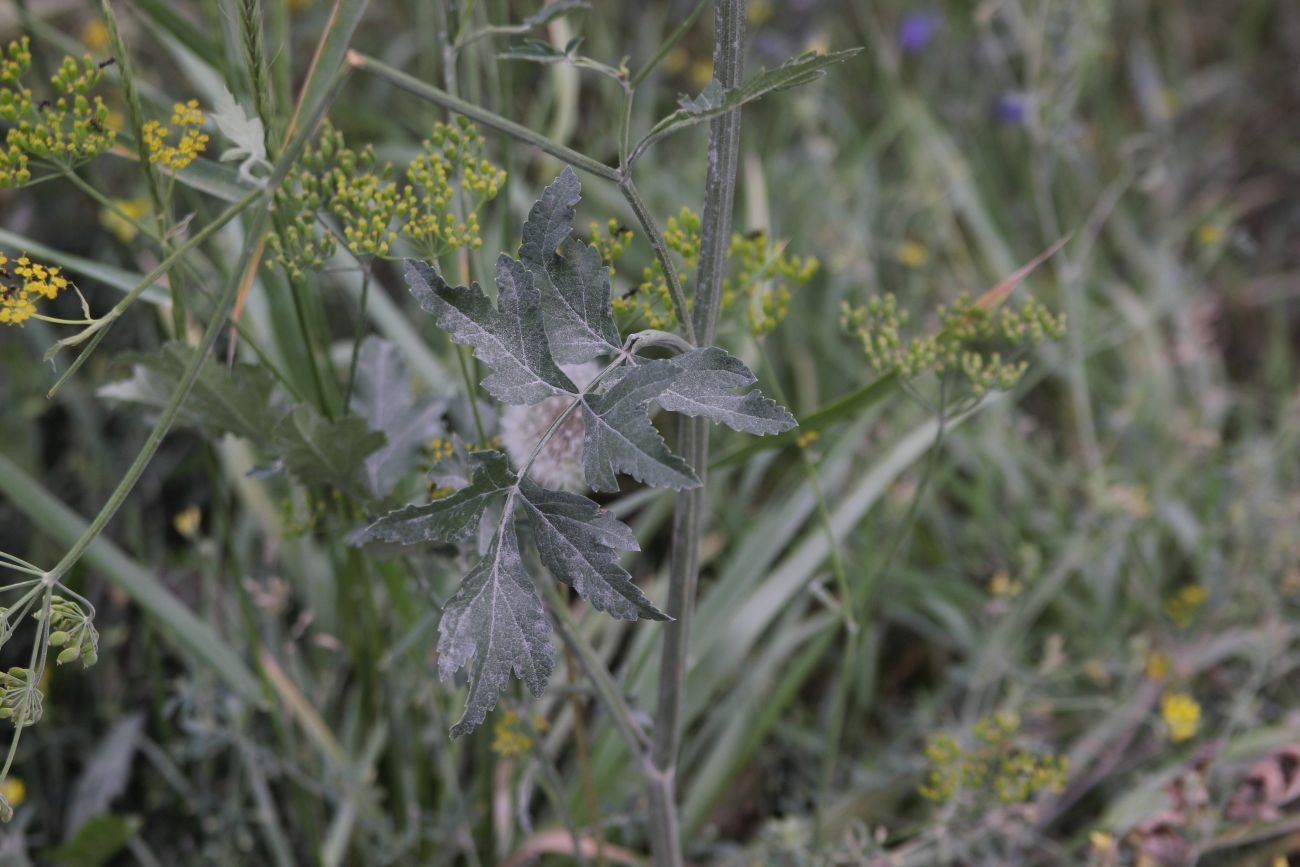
617;178;696;346
347;52;619;182
647;3;746;865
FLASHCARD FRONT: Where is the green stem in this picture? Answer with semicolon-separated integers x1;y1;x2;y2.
347;52;619;182
618;178;696;345
648;3;746;864
42;201;270;587
45;187;265;373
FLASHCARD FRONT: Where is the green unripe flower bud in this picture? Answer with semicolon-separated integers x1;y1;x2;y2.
47;631;69;647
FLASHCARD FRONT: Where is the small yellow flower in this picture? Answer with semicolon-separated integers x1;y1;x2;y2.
988;569;1022;599
690;59;713;91
1196;223;1222;247
101;197;150;244
897;240;929;268
491;709;533;758
0;777;25;808
0;252;74;326
663;46;689;76
795;430;819;449
1165;585;1207;629
143;100;208;172
172;505;202;539
1160;692;1200;743
1144;651;1170;681
81;19;110;53
1090;831;1115;853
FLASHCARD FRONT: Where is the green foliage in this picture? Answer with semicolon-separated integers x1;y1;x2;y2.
97;343;281;443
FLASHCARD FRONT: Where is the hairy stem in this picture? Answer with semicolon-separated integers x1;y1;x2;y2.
648;2;746;865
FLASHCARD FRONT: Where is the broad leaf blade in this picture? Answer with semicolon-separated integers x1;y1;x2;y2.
350;337;446;497
98;343;278;443
520;169;623;363
271;405;386;500
406;257;576;405
519;480;666;621
635;49;861;158
657;348;796;436
581;360;700;492
350;452;513;546
439;512;554;738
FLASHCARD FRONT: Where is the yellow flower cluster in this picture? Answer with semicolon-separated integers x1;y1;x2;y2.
1164;585;1207;629
142;100;209;171
623;208;700;328
0;253;72;325
841;290;1065;393
272;120;504;272
920;710;1068;806
0;38;116;186
724;228;819;334
613;207;818;335
590;219;633;281
1160;692;1201;742
399;120;501;257
490;708;548;758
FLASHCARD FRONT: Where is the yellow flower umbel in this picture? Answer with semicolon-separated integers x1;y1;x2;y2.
0;38;116;186
143;99;209;172
0;254;73;326
1160;692;1201;742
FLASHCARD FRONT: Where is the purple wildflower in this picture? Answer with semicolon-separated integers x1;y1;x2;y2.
994;94;1027;125
897;12;940;55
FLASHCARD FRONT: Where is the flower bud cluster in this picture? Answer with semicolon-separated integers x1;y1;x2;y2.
841;290;1065;393
0;38;115;187
920;711;1068;806
271;119;504;276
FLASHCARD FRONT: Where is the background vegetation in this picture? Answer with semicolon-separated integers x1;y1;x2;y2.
0;0;1297;864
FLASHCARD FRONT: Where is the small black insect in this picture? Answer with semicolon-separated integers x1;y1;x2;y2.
98;58;116;69
37;99;50;112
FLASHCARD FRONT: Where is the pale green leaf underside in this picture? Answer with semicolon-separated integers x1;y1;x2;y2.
438;515;553;738
350;452;513;546
520;167;622;363
656;348;797;436
406;256;575;405
519;479;666;621
581;359;701;492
